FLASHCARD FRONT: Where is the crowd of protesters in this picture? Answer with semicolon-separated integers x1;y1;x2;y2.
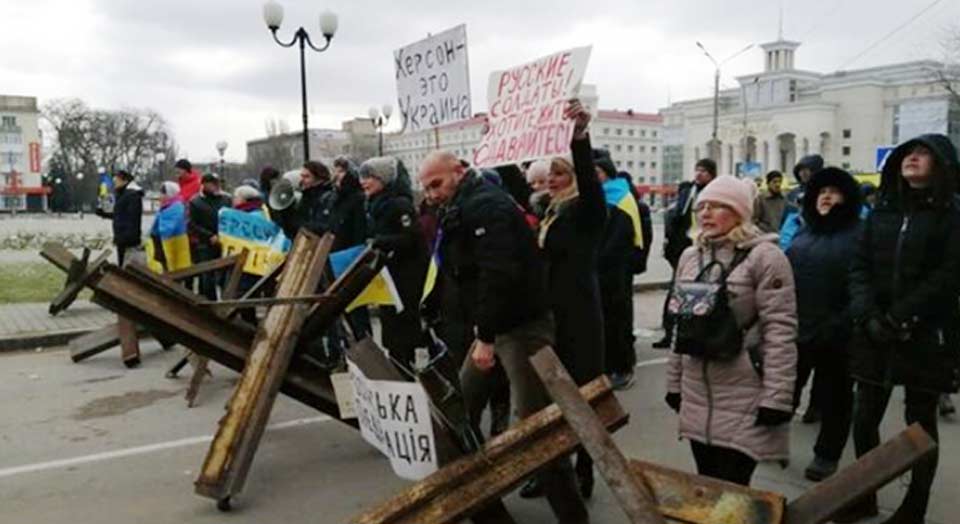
90;99;960;524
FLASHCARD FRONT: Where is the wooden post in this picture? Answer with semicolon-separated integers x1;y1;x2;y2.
194;232;333;509
529;346;667;524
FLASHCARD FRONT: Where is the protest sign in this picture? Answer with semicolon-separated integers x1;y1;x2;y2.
394;24;471;133
218;208;290;276
474;46;592;168
348;359;437;480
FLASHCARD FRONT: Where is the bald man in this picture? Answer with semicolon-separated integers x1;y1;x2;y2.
419;152;590;523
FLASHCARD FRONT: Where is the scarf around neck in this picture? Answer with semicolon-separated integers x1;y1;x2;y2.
538;185;579;248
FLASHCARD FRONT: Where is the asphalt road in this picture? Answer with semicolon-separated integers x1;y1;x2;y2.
0;290;956;524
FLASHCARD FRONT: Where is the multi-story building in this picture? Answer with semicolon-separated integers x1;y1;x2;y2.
0;95;44;211
245;118;378;173
592;110;663;185
660;37;960;181
383;115;487;182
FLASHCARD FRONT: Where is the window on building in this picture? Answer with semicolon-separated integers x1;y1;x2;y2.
789;80;797;102
0;116;15;128
651;146;657;153
650;176;658;184
842;162;851;169
615;144;622;152
651;161;658;168
603;128;610;135
652;130;658;138
843;129;852;139
640;130;647;137
603;144;610;150
638;176;646;183
639;161;646;168
627;145;634;152
842;146;851;156
627;161;634;168
628;129;634;137
615;160;622;167
639;146;646;153
615;128;622;136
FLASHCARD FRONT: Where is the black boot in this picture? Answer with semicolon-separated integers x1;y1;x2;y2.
489;401;510;437
519;477;545;499
576;452;594;500
651;335;672;349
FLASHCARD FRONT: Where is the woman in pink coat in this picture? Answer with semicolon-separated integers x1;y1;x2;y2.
665;175;798;486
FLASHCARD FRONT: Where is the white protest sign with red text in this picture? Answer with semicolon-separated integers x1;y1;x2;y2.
474;46;591;168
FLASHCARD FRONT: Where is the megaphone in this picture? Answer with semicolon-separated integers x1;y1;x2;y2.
269;177;300;211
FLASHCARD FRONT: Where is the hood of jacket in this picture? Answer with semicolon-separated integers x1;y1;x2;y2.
792;154;824;184
801;167;862;233
878;133;959;210
117;182;143;196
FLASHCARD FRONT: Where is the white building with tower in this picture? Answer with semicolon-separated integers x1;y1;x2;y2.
660;36;959;182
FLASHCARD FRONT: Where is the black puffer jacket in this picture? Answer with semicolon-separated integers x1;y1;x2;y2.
541;137;607;384
435;172;548;344
786;168;862;346
104;182;144;249
849;134;960;392
278;182;333;239
320;173;368;251
663;181;702;267
367;179;429;353
188;190;232;253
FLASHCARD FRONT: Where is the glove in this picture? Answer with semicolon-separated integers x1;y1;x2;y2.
865;314;896;345
755;407;793;427
664;392;681;413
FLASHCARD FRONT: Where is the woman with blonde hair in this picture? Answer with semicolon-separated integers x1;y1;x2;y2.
521;100;607;499
665;175;798;486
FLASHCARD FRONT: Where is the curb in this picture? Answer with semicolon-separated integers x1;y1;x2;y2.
0;328;97;353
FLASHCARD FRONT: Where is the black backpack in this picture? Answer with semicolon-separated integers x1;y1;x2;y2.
668;248;752;362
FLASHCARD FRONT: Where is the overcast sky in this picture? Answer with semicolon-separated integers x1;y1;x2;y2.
2;0;957;164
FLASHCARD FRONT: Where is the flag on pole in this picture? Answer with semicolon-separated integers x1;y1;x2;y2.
148;199;192;272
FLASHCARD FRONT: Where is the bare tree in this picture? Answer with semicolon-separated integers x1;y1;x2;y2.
934;25;960;106
43;98;176;203
247;117;297;174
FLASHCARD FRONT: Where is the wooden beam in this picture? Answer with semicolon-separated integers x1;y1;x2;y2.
186;250;249;408
350;376;627;524
162;255;242;282
530;346;666;524
117;315;141;368
785;423;937;524
194;231;334;506
629;460;784;524
49;249;111;316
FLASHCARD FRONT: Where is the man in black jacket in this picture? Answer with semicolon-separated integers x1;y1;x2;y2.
837;134;960;524
278;161;334;240
652;158;716;349
95;170;143;266
419;149;589;524
188;173;232;300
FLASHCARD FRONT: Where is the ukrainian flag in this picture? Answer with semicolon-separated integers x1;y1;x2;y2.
98;172;114;198
329;245;404;313
603;178;644;248
149;199;192;272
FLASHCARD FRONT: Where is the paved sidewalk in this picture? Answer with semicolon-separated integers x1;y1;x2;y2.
0;301;115;351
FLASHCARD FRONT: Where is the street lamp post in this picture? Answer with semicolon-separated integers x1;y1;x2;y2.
75;172;85;218
262;1;338;163
368;104;392;156
216;141;228;177
696;42;754;162
155;151;166;190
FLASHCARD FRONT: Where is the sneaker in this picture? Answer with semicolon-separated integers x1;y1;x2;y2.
651;336;672;349
610;371;636;391
939;395;956;417
801;408;821;424
804;455;838;482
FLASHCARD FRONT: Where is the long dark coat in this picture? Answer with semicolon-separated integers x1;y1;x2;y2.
540;137;607;385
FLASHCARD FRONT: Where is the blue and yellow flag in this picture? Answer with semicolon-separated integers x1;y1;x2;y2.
218;208;290;276
148;199;192;272
329;245;403;313
603;178;644;249
98;172;114;198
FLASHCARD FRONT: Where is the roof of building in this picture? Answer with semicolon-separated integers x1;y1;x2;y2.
597;110;663;123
